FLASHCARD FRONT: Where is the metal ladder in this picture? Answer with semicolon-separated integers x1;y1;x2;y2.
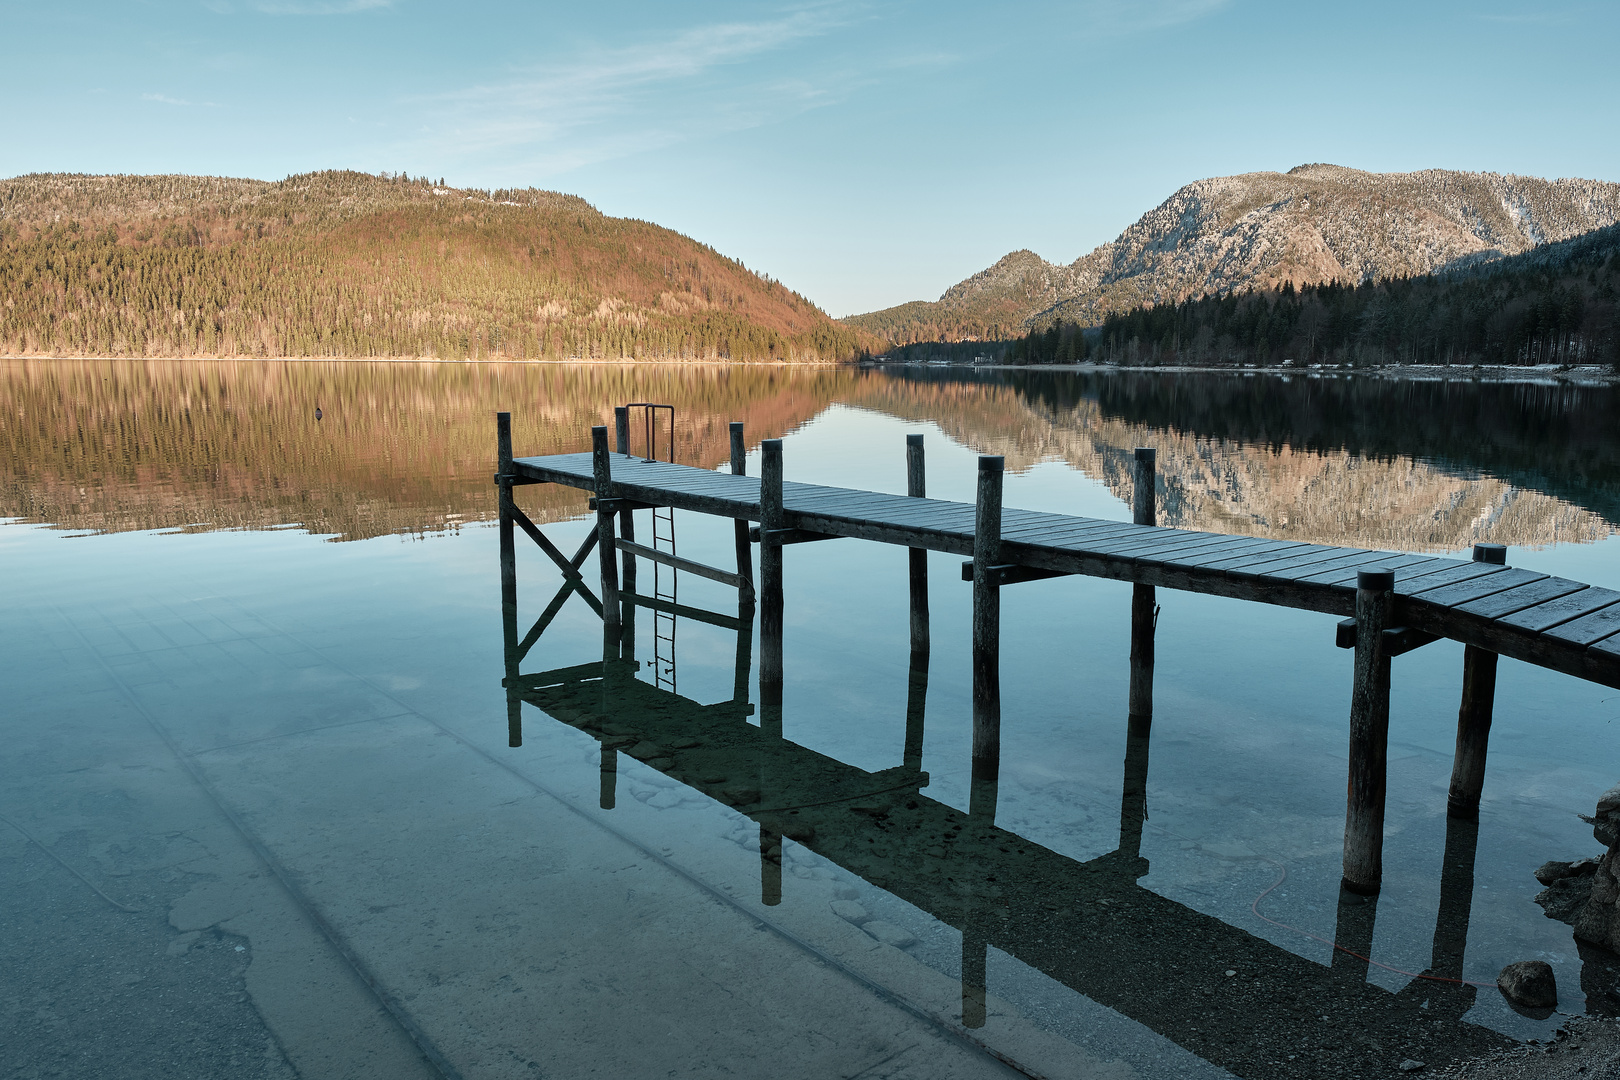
652;502;677;692
627;402;680;693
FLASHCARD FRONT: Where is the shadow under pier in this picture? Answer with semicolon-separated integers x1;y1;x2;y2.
508;646;1513;1080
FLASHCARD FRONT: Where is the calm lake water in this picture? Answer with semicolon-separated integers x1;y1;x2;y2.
5;358;1620;1080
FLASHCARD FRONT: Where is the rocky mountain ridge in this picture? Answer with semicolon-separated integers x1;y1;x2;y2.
846;164;1620;344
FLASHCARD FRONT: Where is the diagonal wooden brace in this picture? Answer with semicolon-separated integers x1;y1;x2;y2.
509;504;583;582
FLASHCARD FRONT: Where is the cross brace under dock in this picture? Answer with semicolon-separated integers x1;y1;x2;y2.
497;412;1620;895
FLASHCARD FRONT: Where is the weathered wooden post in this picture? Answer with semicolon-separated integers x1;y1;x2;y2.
497;412;523;747
1129;447;1157;723
731;422;754;594
614;407;637;599
1448;542;1507;820
907;434;930;656
1120;448;1157;865
757;438;785;902
498;413;517;614
733;600;755;710
759;439;785;706
591;426;620;629
1343;567;1395;894
971;455;1004;789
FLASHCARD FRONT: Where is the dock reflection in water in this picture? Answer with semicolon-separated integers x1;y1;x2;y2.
502;567;1517;1078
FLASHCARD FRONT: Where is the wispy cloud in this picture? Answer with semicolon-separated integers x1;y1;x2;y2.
406;5;869;176
141;93;221;107
205;0;393;14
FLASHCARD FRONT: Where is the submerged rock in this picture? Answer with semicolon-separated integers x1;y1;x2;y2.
1498;961;1558;1011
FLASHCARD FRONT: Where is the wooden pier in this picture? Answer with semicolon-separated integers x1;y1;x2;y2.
496;411;1620;895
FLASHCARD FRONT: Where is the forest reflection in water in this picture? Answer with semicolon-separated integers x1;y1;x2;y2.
2;357;1617;552
10;358;1620;1078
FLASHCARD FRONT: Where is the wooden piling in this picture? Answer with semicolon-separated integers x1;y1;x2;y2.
907;434;930;655
498;413;517;615
731;422;754;594
1343;567;1395;894
591;426;620;627
1129;446;1157;726
498;413;523;747
1448;543;1507;820
614;407;637;596
760;439;785;699
757;440;785;906
972;455;1003;782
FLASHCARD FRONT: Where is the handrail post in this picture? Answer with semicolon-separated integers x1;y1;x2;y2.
591;426;620;629
1343;567;1395;894
907;434;929;656
972;455;1003;789
732;422;754;593
1448;543;1506;819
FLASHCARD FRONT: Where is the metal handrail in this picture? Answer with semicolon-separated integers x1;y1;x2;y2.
624;403;674;463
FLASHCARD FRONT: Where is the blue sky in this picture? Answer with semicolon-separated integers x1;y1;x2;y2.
2;1;1616;316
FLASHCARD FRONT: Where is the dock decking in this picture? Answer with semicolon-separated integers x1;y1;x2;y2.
512;449;1620;690
498;412;1620;896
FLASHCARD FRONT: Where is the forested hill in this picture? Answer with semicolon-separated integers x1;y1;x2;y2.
846;165;1620;346
0;171;871;362
988;221;1620;368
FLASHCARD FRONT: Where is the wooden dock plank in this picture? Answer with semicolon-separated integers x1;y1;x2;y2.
1122;533;1266;563
1455;578;1589;621
1414;567;1549;608
1499;587;1620;634
1172;539;1302;569
1299;554;1448;588
1545;602;1620;647
1013;521;1147;546
1225;549;1366;582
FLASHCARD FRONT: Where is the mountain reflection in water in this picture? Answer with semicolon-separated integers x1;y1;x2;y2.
2;359;1616;552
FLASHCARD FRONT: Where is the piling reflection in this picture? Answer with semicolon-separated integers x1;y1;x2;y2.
500;586;1525;1078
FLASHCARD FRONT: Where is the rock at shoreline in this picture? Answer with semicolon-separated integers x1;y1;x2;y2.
1533;784;1620;953
1498;961;1558;1012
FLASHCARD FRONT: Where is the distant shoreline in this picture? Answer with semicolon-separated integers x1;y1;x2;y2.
4;354;1616;385
869;359;1620;385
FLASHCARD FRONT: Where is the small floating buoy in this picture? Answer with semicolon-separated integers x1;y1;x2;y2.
315;405;323;421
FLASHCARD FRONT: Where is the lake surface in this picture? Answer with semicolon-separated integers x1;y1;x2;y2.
5;358;1620;1079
